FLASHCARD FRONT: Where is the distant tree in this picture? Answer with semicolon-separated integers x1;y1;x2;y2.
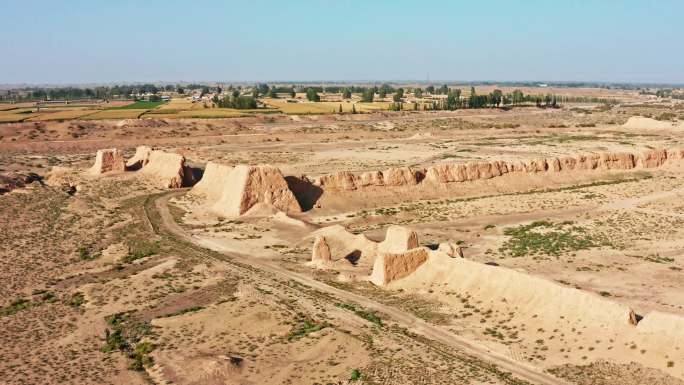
177;87;185;94
414;88;423;98
342;88;352;99
267;87;278;98
232;90;240;98
200;87;210;97
438;84;449;95
258;83;270;95
392;88;404;102
352;104;357;114
446;91;458;110
490;89;503;107
290;87;296;98
217;95;257;109
380;83;393;97
306;88;320;102
339;104;343;113
361;89;374;103
426;85;435;94
216;86;222;95
511;89;524;105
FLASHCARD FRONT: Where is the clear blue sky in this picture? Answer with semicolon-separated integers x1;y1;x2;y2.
1;0;682;84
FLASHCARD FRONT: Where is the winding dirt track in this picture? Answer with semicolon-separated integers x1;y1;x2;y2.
152;191;569;385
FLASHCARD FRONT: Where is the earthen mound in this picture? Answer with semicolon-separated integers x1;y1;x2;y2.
44;167;80;194
116;118;168;128
633;311;684;343
0;171;42;194
211;165;301;217
623;116;674;130
88;148;126;175
394;251;637;328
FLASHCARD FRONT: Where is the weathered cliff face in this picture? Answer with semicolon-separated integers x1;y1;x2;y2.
313;148;681;193
211;165;301;217
88;149;126;175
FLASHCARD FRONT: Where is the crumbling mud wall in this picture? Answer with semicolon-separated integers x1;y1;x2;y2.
378;225;419;254
312;148;682;192
140;150;196;188
211;165;301;217
309;225;378;267
125;145;153;171
310;225;419;269
189;162;234;202
370;247;429;286
88;149;126;175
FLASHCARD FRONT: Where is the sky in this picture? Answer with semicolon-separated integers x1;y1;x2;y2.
1;0;682;85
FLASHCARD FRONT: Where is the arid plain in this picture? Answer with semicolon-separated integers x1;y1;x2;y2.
2;89;684;385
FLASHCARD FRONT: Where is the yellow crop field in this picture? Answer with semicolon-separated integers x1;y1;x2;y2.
265;100;337;114
0;103;34;112
266;100;391;114
27;108;99;121
0;112;40;122
81;109;149;120
156;99;197;110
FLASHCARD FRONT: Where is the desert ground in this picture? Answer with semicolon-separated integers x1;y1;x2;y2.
2;91;684;385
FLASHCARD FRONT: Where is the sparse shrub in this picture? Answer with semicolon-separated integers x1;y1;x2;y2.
350;368;362;381
336;303;382;326
122;241;159;263
500;220;608;258
68;292;86;307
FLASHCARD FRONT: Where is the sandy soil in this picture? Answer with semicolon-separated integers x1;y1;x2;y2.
3;96;684;384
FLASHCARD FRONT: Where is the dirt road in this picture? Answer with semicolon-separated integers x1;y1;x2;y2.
152;191;569;385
